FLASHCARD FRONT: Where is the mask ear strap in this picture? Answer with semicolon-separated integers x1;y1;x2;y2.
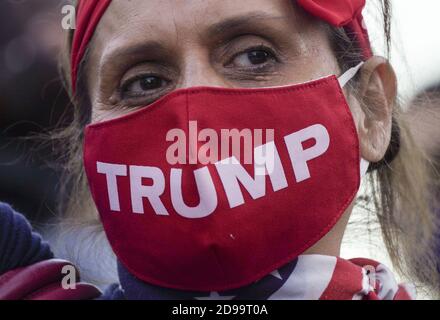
337;62;370;179
360;158;370;178
338;62;364;88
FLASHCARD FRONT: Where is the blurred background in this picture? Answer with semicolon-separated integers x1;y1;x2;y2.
366;0;440;100
0;0;70;225
0;0;439;250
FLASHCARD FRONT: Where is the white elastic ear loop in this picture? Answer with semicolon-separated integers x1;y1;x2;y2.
337;62;370;179
338;62;364;88
360;158;370;179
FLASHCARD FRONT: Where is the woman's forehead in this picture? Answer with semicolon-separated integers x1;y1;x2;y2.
93;0;306;45
103;0;297;26
88;0;322;68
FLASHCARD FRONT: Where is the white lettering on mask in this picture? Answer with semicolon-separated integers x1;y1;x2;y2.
215;142;288;208
97;162;127;211
284;124;330;183
95;123;330;217
170;167;218;218
130;166;169;215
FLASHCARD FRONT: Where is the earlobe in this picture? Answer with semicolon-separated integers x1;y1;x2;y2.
357;56;397;163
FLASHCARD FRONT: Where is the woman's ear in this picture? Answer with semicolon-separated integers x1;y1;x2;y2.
356;56;397;163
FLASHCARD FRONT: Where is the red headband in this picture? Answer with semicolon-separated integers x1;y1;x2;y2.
71;0;111;94
297;0;372;57
71;0;371;94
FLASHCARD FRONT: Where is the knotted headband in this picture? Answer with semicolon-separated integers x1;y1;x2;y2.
70;0;372;94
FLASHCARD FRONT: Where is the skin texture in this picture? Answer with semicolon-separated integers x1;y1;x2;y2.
83;0;397;257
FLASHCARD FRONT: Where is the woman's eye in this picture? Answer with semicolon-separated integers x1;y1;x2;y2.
231;48;275;68
122;75;166;97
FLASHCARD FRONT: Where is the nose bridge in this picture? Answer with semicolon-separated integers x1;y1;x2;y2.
179;49;228;89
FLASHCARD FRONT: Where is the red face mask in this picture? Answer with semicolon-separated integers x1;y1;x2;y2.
83;63;369;291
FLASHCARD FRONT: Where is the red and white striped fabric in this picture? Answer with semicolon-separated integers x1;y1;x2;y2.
119;254;416;300
267;255;415;300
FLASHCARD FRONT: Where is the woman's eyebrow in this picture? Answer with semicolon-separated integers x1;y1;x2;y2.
99;40;168;72
98;11;287;73
205;11;286;38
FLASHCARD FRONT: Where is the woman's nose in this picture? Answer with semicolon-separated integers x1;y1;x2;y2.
178;53;229;89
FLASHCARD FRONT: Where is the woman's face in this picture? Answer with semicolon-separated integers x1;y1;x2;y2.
85;0;341;123
82;0;396;256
